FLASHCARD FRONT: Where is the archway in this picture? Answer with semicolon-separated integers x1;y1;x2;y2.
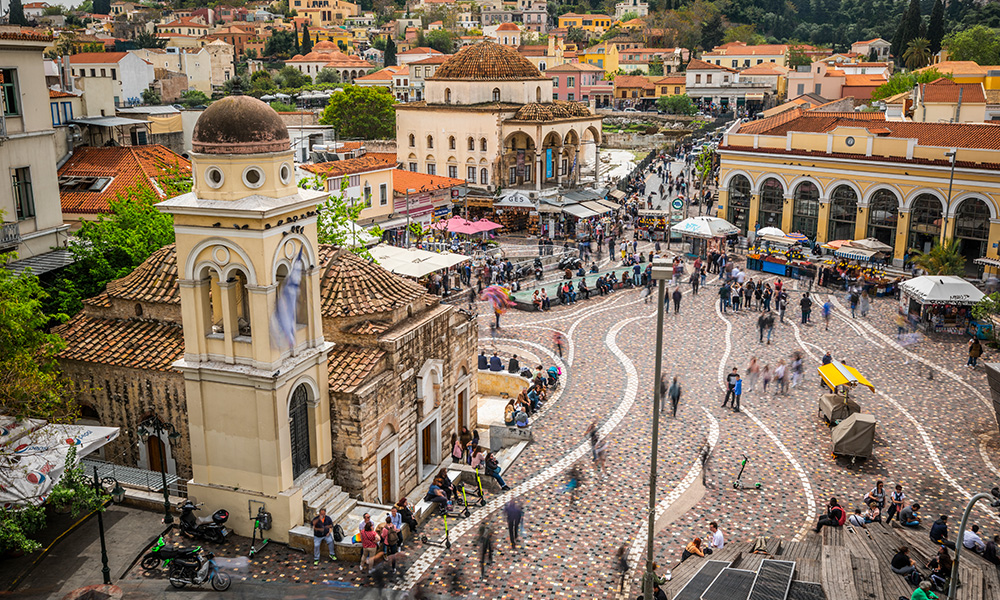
954;197;991;275
288;384;311;479
758;178;784;229
503;132;536;187
727;174;751;234
828;185;857;242
867;189;899;247
541;131;562;182
907;194;943;256
792;181;819;239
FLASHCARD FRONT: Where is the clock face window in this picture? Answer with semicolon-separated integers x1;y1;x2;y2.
845;136;855;147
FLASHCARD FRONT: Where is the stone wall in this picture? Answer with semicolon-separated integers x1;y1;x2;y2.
363;139;397;155
477;370;527;397
602;132;686;150
277;111;319;126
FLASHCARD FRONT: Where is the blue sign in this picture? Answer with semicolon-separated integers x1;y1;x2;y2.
546;148;553;179
671;198;684;210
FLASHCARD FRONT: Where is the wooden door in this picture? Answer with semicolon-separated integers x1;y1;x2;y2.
289;385;311;479
457;389;467;430
380;453;392;505
421;425;432;466
147;435;165;472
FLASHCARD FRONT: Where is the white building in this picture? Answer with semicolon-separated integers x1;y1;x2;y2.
851;38;891;62
130;47;214;94
69;52;154;107
614;0;647;20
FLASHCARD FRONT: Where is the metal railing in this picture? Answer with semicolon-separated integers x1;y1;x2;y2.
0;222;20;250
82;457;184;495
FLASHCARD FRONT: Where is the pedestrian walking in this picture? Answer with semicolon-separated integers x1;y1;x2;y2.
761;364;771;393
775;360;787;395
722;367;739;408
969;337;983;369
822;300;832;331
615;545;629;593
477;522;494;579
311;508;338;566
668;376;681;417
554;332;564;358
859;290;870;317
790;352;804;388
746;357;759;392
565;464;583;508
849;291;859;318
672;287;682;313
778;292;787;323
585;420;599;460
504;498;524;549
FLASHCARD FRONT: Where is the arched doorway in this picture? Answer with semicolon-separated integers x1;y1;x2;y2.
907;194;943;256
828;185;857;242
867;189;899;247
792;181;819;239
288;384;311;479
376;423;398;505
954;197;991;275
727;175;751;233
758;178;784;229
147;434;166;473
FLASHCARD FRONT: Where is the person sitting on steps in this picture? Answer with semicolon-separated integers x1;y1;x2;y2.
814;497;846;533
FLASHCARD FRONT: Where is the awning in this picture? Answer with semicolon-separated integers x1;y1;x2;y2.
4;249;75;276
0;417;120;506
582;200;612;214
494;192;536;209
835;247;880;261
597;199;621;211
819;360;875;393
377;216;410;230
562;203;599;219
564;189;603;203
609;189;626;201
975;257;1000;268
900;275;986;305
369;244;469;278
745;92;766;100
71;116;149;127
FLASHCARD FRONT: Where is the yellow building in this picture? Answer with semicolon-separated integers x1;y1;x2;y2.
558;13;613;32
717;108;1000;273
580;40;619;72
654;75;685;97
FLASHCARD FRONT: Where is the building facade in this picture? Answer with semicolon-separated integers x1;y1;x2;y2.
717;109;1000;273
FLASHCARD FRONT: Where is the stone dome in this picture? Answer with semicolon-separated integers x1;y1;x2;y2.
191;96;290;155
513;101;591;121
432;41;543;81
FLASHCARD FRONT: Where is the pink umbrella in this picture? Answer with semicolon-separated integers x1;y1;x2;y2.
472;219;503;233
446;217;480;235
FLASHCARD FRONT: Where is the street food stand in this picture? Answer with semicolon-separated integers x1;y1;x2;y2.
637;209;670;241
899;275;985;335
817;359;874;423
748;234;814;277
670;216;738;256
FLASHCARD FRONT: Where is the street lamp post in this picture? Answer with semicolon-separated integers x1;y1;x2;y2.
949;489;1000;598
643;260;671;600
943;150;957;246
405;187;415;248
138;415;180;525
91;466;125;585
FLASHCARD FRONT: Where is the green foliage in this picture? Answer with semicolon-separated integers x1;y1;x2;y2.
9;0;27;25
722;23;765;45
648;58;664;76
927;0;945;55
301;24;313;54
695;146;714;184
222;74;250;95
319;85;395;139
619;11;638;22
315;68;340;84
408;221;426;245
133;29;166;49
871;67;951;100
179;89;210;107
46;447;107;517
270;100;296;111
93;0;110;15
424;29;455;54
264;29;297;58
941;25;1000;66
250;70;277;92
303;177;375;260
787;47;811;68
910;240;966;276
973;293;1000;338
384;36;396;67
141;87;161;105
276;65;310;88
371;36;387;51
566;27;590;45
656;93;697;115
902;37;931;70
699;11;724;50
0;504;46;555
891;0;922;58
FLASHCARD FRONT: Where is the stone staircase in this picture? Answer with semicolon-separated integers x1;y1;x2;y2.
296;467;355;523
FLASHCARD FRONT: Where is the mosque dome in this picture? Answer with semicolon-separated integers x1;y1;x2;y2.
191;96;290;155
432;41;543;81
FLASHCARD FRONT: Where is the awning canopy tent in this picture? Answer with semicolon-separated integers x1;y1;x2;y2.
759;233;798;246
975;257;1000;269
850;237;894;252
609;189;626;201
0;416;120;506
369;244;469;278
834;247;881;262
494;192;536;209
756;226;787;238
818;360;875;393
822;239;851;251
582;200;612;214
900;275;986;306
670;216;739;239
562;203;599;219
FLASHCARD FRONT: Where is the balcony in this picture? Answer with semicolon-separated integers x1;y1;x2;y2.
0;222;20;251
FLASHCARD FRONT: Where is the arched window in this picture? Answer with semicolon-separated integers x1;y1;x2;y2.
492;87;500;102
866;189;899;248
426;135;434;149
277;263;308;326
408;134;415;147
201;266;223;335
955;197;991;274
758;178;784;229
791;181;819;240
448;136;456;150
536;86;541;102
480;167;488;185
481;138;487;152
445;88;451;103
828;185;858;242
727;174;750;233
468;137;475;151
231;269;251;338
907;194;943;255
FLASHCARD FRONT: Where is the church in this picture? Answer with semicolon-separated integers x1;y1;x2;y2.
54;96;479;542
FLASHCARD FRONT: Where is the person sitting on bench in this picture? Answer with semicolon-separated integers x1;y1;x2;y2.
900;502;921;527
424;479;449;513
681;537;711;561
814;497;846;533
890;546;917;576
930;515;956;550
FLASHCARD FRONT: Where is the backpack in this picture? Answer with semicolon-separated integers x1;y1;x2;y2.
907;570;922;587
385;527;399;546
332;524;345;542
833;506;847;526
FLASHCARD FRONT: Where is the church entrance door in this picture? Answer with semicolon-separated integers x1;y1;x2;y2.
289;385;311;479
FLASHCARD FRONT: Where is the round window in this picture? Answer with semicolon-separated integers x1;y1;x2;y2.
242;166;264;189
845;136;855;147
280;163;292;184
205;167;224;188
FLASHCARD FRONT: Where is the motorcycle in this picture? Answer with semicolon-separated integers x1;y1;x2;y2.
168;550;231;591
179;500;231;543
534;267;543;281
140;535;201;571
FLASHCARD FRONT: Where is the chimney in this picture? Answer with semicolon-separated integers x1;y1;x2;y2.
955;86;964;123
61;54;73;92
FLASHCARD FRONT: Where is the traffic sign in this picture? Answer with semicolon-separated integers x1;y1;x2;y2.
671;198;684;210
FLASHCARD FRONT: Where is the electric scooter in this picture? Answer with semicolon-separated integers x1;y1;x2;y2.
471;467;488;507
732;454;762;490
420;507;454;550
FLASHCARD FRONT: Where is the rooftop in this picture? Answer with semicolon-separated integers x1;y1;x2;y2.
54;314;184;372
398;46;443;55
686;58;736;72
392;169;466;194
432;41;543;81
318;246;430;318
68;52;130;64
613;75;655;90
918;60;988;77
301;155;396;178
919;78;987;104
327;345;387;393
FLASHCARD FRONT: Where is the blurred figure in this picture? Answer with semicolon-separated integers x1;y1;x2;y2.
478;522;494;579
504;498;524;549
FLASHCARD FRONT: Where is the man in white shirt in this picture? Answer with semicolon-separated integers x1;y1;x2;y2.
964;524;986;553
709;521;725;550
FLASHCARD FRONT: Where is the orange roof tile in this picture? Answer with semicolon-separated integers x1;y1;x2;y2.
654;76;685;84
739;64;786;76
69;52;129;64
301;155;396;177
366;152;399;164
355;68;395;81
103;244;179;305
686;58;735;72
54;314;184;372
0;28;52;41
496;22;520;31
391;169;465;194
327;345;388;393
918;61;987;76
49;89;78;98
614;75;655;90
705;43;788;56
409;54;451;65
844;74;886;86
399;47;443;55
920;79;987;103
58;145;191;215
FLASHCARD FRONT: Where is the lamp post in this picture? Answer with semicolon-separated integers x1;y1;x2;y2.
91;466;125;585
949;488;1000;599
943;150;957;246
138;415;180;525
643;260;670;600
405;187;415;248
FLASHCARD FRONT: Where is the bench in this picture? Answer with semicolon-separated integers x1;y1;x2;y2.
489;423;533;452
510;267;643;310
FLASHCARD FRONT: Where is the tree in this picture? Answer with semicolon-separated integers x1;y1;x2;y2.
722;23;765;45
293;22;300;55
250;70;277;92
910;240;965;276
133;29;166;49
179;89;211;108
319;85;395;139
871;67;951;100
927;0;945;55
384;36;396;67
903;37;931;70
699;11;724;50
656;93;697;115
371;37;387;51
787;47;812;68
222;74;251;95
55;33;76;57
270;100;296;111
942;25;1000;66
276;65;310;88
424;29;455;54
301;176;378;260
315;68;340;84
566;26;590;45
263;29;297;59
92;0;110;14
972;292;1000;346
141;87;161;105
891;0;921;58
648;58;664;76
8;0;27;25
301;24;313;54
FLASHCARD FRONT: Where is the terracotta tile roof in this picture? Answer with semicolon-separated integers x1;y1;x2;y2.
517;45;546;56
69;52;129;64
919;61;987;76
920;79;986;103
613;75;654;90
54;314;184;372
654;76;686;84
327;345;387;393
399;47;443;55
408;54;451;65
496;22;520;31
854;38;885;45
319;246;428;318
392;168;466;194
343;320;391;335
433;41;542;80
366;152;399;163
103;244;180;305
83;292;112;308
705;43;788;56
685;58;735;72
739;64;786;76
844;74;886;86
49;89;78;98
0;28;52;41
301;155;396;177
546;62;604;72
355;68;395;81
59;145;191;215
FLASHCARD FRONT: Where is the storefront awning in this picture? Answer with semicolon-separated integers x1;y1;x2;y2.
369;244;469;278
494;192;536;209
608;189;626;201
975;257;1000;268
562;203;599;219
745;92;766;101
582;200;612;214
835;248;880;261
597;199;621;211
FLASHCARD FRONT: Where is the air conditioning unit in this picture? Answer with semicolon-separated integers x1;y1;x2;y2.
529;192;537;199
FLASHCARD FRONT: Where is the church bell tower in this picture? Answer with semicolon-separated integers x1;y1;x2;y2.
157;96;333;542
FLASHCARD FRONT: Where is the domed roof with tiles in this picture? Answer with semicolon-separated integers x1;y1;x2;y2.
313;40;338;51
432;41;543;81
191;96;289;155
318;246;430;318
513;101;591;121
101;244;180;305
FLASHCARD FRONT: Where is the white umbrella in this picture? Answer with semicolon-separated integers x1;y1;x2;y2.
670;216;739;239
849;237;894;252
756;226;787;238
900;275;985;306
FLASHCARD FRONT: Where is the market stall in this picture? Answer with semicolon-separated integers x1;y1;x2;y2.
747;234;812;277
670;216;738;255
370;244;470;291
493;192;536;233
637;209;670;241
899;275;985;335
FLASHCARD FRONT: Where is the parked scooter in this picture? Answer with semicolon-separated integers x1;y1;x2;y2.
168;550;231;591
179;500;231;543
140;535;201;571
